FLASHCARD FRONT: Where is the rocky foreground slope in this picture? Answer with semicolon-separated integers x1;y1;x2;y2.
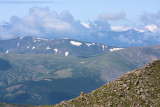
54;60;160;107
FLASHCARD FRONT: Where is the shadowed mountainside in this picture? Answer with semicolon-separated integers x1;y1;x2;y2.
1;60;160;107
55;60;160;107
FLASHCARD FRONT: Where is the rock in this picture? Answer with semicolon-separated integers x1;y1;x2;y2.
126;80;131;83
126;87;130;90
137;90;140;95
141;95;146;100
134;70;141;76
123;84;127;88
140;88;143;92
80;92;85;98
134;79;139;85
118;94;123;97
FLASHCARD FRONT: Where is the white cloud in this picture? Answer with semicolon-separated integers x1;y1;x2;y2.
118;34;130;43
144;25;160;32
111;26;147;33
134;28;146;33
0;26;15;39
117;34;142;44
99;11;126;20
0;7;110;40
1;7;160;47
81;23;90;28
140;11;160;26
111;26;132;31
89;20;111;32
0;7;86;39
43;18;72;32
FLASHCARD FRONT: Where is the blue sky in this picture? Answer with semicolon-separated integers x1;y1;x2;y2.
0;0;160;40
0;0;160;26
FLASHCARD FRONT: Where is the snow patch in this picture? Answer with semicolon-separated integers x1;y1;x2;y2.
41;38;48;41
64;38;69;39
92;43;95;45
43;79;52;81
86;43;92;47
80;62;86;64
6;50;9;53
33;40;37;42
65;52;69;56
102;45;105;51
37;37;43;40
110;48;124;52
32;37;48;42
70;41;82;46
17;42;20;47
20;36;24;39
32;47;35;49
54;49;58;53
46;46;50;50
86;43;96;47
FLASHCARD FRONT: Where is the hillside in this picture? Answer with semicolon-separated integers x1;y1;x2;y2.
0;36;116;56
0;44;160;105
1;59;160;107
55;60;160;107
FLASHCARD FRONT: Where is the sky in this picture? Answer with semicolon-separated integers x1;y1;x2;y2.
0;0;160;25
0;0;160;39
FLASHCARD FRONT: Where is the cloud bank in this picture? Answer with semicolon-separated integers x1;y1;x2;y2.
0;7;160;47
0;7;111;39
140;11;160;26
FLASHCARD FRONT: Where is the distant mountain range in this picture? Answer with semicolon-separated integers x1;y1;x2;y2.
81;29;160;47
0;36;118;56
1;28;159;48
0;42;160;105
44;29;160;47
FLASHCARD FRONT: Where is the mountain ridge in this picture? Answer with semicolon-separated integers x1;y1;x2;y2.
0;36;117;56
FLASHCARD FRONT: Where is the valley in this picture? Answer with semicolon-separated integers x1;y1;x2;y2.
1;59;160;106
0;38;160;105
